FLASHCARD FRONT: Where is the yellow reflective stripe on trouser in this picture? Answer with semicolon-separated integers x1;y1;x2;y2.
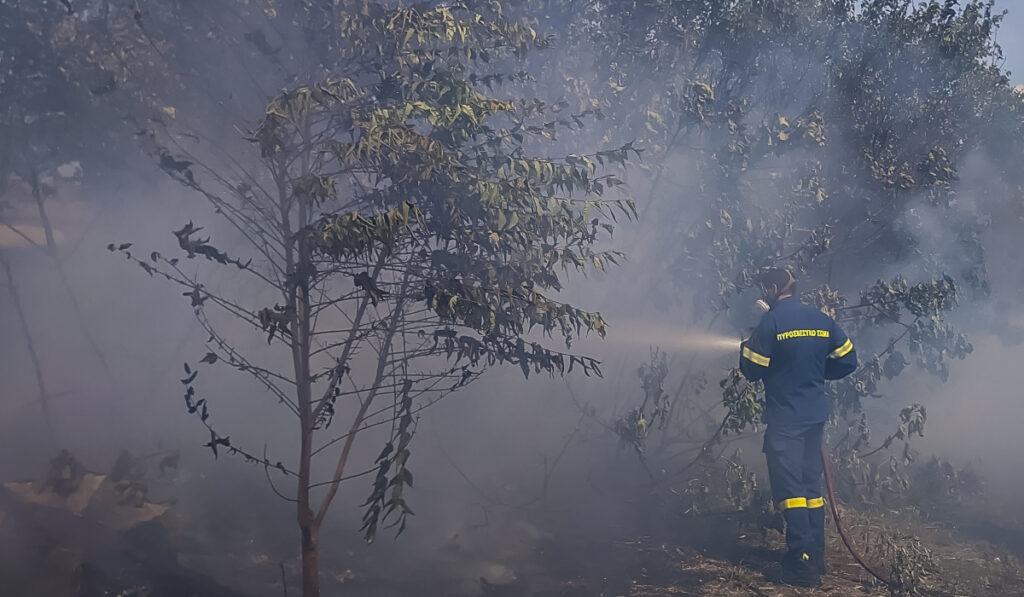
807;497;825;509
742;346;770;367
829;338;853;358
778;497;807;511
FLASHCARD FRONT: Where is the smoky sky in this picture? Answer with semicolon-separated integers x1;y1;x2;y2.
996;1;1024;84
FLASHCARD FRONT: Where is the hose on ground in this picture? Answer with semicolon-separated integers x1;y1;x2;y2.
821;441;892;586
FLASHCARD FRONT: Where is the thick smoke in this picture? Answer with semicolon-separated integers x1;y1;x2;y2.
2;2;1024;596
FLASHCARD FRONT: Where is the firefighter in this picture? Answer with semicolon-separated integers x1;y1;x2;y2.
739;268;857;587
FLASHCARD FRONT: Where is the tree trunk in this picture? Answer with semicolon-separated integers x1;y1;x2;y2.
0;250;54;438
300;521;320;597
297;419;319;597
289;187;319;596
29;166;115;383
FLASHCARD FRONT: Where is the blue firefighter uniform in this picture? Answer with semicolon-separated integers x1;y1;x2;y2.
739;296;857;584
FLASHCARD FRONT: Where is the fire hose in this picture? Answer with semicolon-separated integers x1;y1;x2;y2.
821;442;891;586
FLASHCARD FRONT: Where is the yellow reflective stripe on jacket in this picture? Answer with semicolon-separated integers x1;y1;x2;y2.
807;497;825;509
742;346;770;367
776;329;830;341
778;497;808;511
829;338;854;359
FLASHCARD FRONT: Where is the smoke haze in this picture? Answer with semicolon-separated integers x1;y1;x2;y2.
3;2;1024;596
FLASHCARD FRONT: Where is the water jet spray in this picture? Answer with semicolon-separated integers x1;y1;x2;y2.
607;325;742;353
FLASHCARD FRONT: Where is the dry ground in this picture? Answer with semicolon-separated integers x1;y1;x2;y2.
3;461;1024;597
605;506;1024;597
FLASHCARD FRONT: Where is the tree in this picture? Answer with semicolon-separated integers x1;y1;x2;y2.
666;1;1010;441
0;0;134;435
116;1;636;594
513;0;1022;511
